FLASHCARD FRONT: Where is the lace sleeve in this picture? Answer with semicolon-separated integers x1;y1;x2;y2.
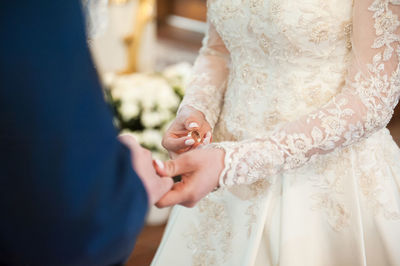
179;21;230;128
215;0;400;187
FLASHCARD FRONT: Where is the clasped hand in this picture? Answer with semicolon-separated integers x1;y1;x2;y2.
157;106;225;208
120;106;225;208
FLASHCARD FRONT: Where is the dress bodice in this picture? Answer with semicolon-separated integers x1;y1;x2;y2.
208;0;354;139
180;0;400;186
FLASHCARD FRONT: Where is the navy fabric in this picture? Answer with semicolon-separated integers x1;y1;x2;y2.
0;1;148;265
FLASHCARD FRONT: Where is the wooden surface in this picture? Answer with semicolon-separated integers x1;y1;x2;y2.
172;0;207;21
157;0;207;23
126;225;166;266
156;0;170;24
392;104;400;123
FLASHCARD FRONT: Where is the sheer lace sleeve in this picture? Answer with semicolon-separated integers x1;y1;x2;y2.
179;21;230;128
214;0;400;187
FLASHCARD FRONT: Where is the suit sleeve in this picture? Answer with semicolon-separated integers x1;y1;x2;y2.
0;1;148;265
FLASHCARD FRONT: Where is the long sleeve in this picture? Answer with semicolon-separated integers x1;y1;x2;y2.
179;21;230;128
0;1;147;265
215;0;400;187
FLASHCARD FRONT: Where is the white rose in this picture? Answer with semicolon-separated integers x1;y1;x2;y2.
102;72;116;88
142;110;173;128
156;85;180;111
119;101;140;120
141;76;172;110
162;62;193;94
141;129;164;150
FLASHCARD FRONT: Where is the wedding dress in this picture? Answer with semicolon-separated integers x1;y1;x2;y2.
153;0;400;265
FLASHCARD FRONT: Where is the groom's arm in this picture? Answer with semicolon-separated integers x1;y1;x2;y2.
0;1;149;265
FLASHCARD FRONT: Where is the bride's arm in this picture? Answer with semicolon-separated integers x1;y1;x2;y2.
215;0;400;186
179;21;230;129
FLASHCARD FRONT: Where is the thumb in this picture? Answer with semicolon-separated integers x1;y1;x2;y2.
157;177;174;197
118;134;140;150
162;153;195;177
148;177;174;206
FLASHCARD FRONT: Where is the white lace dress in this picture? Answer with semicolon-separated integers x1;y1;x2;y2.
152;0;400;265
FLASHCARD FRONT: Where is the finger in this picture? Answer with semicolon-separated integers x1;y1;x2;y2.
153;159;164;171
160;153;195;177
185;119;211;144
168;129;191;138
193;131;212;149
153;159;167;177
156;181;192;207
118;134;141;150
162;135;195;152
118;134;145;163
184;120;202;131
156;177;174;199
168;151;179;160
202;131;212;145
147;176;174;206
191;142;203;150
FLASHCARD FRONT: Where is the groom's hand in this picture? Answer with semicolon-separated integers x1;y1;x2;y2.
118;134;174;206
154;148;225;208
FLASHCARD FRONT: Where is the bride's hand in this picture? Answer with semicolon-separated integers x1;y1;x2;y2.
162;106;212;159
154;148;225;208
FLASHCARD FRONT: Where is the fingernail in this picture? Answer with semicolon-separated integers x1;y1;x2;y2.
206;131;212;138
203;137;210;145
188;122;199;129
155;159;164;169
185;139;195;146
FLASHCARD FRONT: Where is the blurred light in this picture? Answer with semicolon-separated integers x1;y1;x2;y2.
167;15;207;34
109;0;131;5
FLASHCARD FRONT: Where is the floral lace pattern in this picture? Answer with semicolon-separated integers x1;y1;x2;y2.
214;0;400;190
185;193;233;266
178;22;230;128
179;73;227;128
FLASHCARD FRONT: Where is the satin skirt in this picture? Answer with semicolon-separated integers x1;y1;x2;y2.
152;128;400;266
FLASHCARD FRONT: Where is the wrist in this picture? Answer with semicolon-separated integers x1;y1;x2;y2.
211;148;226;191
178;105;207;121
208;142;235;188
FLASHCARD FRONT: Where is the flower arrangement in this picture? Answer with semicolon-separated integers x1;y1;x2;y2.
104;62;192;160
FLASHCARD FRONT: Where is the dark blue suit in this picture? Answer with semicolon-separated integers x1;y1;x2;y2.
0;1;148;265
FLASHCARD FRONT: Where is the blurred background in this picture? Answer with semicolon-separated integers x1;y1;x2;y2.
87;0;400;265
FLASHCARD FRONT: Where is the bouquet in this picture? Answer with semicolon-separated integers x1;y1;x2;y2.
104;62;192;160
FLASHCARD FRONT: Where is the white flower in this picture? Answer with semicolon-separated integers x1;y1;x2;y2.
142;110;172;128
108;72;181;121
162;62;193;94
140;129;164;150
152;151;169;161
105;65;187;158
119;101;140;120
102;72;116;87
